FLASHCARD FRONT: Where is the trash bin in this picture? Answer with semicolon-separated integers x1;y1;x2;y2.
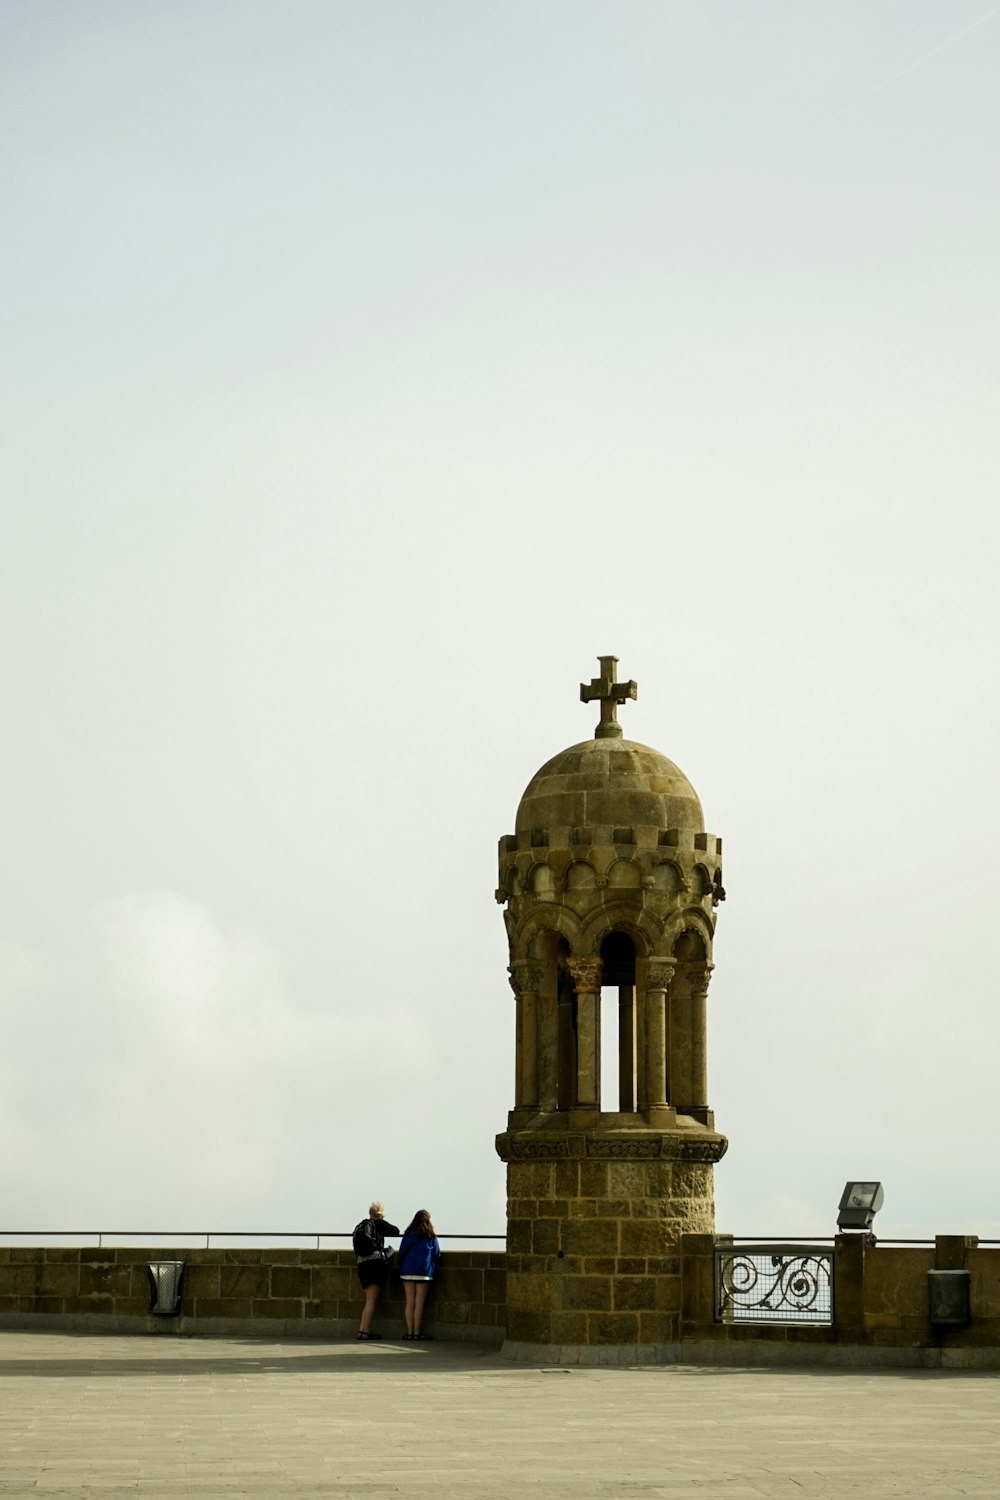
928;1269;970;1326
148;1261;185;1315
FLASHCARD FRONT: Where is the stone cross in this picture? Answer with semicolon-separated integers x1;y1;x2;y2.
580;655;638;739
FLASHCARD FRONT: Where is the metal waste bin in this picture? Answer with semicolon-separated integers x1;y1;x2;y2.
148;1260;185;1315
928;1269;971;1326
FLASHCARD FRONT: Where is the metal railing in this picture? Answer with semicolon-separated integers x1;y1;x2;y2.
717;1244;834;1325
0;1230;506;1250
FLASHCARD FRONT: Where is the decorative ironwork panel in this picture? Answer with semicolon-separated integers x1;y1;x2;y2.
716;1245;833;1325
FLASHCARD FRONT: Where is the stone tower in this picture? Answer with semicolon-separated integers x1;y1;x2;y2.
495;656;727;1357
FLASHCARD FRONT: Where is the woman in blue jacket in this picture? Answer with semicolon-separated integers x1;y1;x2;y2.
398;1209;441;1340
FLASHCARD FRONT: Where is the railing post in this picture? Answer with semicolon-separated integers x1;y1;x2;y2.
833;1233;868;1337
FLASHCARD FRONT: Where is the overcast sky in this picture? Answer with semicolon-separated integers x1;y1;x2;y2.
2;1;999;1246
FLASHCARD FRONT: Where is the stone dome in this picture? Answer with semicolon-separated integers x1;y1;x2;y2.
515;736;704;838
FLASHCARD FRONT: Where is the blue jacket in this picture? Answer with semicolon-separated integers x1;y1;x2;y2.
398;1230;441;1278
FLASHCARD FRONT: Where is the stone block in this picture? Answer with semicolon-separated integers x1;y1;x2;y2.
507;1272;555;1311
509;1162;554;1196
507;1308;553;1343
615;1257;647;1276
587;1312;639;1345
605;1162;650;1197
36;1265;79;1297
970;1251;1000;1319
619;1220;672;1257
639;1310;678;1344
865;1249;933;1321
10;1249;40;1263
34;1297;66;1315
483;1269;505;1304
2;1266;37;1296
222;1248;264;1264
613;1277;656;1311
655;1276;682;1312
436;1298;470;1324
113;1297;153;1317
219;1266;269;1299
555;1162;581;1198
561;1276;611;1312
567;1198;598;1218
936;1236;977;1271
65;1295;113;1315
255;1297;306;1319
646;1256;681;1277
583;1257;616;1276
439;1268;483;1304
0;1248;9;1263
561;1219;619;1257
312;1267;356;1300
578;1162;608;1197
44;1248;82;1263
79;1264;133;1299
268;1249;303;1265
506;1221;532;1254
305;1300;336;1319
674;1163;712;1197
271;1267;311;1299
508;1199;537;1219
532;1220;562;1255
549;1311;588;1342
192;1298;253;1319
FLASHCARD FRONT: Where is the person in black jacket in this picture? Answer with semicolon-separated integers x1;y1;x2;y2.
355;1200;399;1339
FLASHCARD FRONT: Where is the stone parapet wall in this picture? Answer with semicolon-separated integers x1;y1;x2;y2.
6;1236;1000;1368
0;1247;505;1343
681;1234;1000;1360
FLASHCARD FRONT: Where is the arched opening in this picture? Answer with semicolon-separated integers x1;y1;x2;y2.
600;931;637;1112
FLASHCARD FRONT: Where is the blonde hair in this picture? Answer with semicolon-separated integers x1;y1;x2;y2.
369;1200;385;1218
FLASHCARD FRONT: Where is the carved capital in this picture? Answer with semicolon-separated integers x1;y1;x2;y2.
508;963;545;996
645;960;676;991
566;956;603;994
686;962;715;998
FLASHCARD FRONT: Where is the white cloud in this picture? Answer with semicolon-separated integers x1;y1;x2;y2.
0;893;433;1227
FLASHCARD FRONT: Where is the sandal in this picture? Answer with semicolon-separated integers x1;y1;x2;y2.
356;1331;371;1340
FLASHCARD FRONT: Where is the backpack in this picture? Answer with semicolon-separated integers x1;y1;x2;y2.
352;1219;375;1257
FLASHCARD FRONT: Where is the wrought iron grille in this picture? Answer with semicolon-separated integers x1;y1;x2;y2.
716;1245;834;1325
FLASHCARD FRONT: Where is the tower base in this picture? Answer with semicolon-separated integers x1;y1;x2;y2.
495;1119;727;1349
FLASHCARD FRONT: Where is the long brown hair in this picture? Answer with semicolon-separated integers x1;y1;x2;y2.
405;1209;435;1237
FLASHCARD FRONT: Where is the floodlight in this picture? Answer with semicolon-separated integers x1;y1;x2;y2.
837;1181;884;1232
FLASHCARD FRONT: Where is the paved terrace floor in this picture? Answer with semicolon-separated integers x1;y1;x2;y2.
0;1329;998;1498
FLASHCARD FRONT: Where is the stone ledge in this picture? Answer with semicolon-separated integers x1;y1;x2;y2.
0;1311;505;1345
500;1337;1000;1370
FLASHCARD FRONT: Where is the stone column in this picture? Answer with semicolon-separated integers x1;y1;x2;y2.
508;963;544;1109
618;985;637;1112
688;963;714;1111
644;961;675;1109
567;957;602;1108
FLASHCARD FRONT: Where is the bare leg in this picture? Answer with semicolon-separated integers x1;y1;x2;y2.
403;1281;416;1337
413;1282;430;1337
359;1283;381;1334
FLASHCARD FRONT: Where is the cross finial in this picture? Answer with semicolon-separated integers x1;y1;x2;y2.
580;655;637;739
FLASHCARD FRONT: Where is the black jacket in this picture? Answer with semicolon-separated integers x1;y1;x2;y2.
356;1217;400;1258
